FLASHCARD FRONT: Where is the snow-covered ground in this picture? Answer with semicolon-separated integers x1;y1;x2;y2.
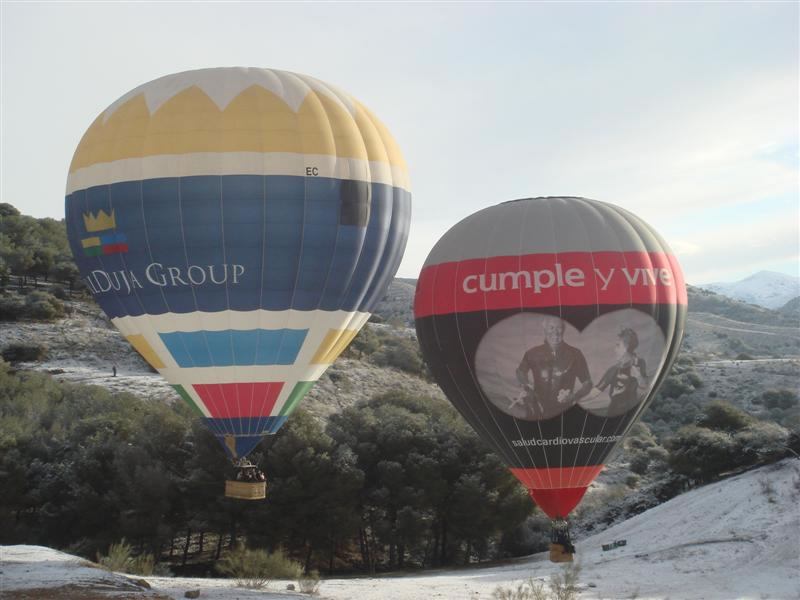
3;459;798;600
0;313;178;403
0;315;447;421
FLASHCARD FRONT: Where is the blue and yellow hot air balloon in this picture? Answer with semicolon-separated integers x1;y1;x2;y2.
65;67;411;497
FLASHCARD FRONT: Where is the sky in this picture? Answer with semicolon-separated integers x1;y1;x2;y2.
1;1;798;285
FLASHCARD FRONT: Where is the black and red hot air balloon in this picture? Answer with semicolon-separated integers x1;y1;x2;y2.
413;197;686;561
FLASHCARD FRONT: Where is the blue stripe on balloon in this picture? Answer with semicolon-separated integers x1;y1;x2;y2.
99;232;127;244
352;184;413;313
205;417;288;458
158;329;308;367
65;175;411;319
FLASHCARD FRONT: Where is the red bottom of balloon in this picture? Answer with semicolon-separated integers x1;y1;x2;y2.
528;487;589;519
510;465;604;519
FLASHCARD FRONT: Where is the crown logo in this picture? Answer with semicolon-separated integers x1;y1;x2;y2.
83;209;116;232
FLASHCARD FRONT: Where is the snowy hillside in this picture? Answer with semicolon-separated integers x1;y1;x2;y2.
3;459;798;600
0;298;446;424
701;271;800;310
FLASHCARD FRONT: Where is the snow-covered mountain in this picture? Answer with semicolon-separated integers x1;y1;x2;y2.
701;270;800;310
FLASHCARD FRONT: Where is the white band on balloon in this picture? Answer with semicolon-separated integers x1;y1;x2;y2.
112;309;369;333
66;152;410;195
112;309;369;367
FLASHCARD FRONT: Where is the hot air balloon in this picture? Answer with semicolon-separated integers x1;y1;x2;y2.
413;197;685;561
65;67;411;499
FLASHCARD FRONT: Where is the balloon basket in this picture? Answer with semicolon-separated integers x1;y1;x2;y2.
548;543;574;563
549;518;574;562
225;480;266;500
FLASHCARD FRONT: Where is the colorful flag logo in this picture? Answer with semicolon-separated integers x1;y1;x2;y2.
81;210;128;256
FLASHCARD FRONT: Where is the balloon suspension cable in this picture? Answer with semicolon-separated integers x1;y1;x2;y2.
551;518;575;554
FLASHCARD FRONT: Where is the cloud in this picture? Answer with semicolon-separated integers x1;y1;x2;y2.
399;62;797;281
397;218;459;279
669;240;703;257
670;213;799;283
515;67;797;219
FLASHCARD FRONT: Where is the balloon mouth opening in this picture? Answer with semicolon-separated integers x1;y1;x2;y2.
527;487;589;520
509;467;600;519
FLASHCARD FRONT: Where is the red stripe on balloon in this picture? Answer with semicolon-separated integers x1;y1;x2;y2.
509;465;604;490
528;488;590;520
193;382;284;418
510;466;602;519
413;251;687;318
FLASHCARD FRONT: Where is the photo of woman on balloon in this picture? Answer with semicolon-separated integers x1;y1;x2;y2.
582;328;650;417
578;309;667;418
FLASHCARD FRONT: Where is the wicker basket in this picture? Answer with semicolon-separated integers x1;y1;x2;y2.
225;480;266;500
548;543;574;563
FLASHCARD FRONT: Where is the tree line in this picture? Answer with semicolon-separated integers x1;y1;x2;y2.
0;203;79;291
0;361;533;573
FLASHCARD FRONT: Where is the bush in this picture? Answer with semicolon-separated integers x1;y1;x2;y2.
96;539;157;575
24;291;65;320
298;569;321;594
492;563;580;600
370;336;425;375
0;262;10;290
659;375;692;399
698;400;755;433
2;343;47;362
733;422;790;465
0;295;24;321
498;514;551;556
667;426;736;480
549;562;581;600
493;578;550;600
625;422;658;451
684;370;703;388
760;390;799;410
628;451;650;475
97;539;134;573
573;484;628;525
131;553;157;576
50;285;69;300
343;326;380;358
759;477;777;503
727;337;754;354
217;544;302;589
647;445;669;465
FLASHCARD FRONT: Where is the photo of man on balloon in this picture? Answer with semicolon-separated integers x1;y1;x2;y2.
514;315;592;419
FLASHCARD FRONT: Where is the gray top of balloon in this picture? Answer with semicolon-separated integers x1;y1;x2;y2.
422;197;674;267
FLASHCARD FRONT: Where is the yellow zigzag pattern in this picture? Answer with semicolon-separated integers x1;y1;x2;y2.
70;85;406;173
83;209;116;232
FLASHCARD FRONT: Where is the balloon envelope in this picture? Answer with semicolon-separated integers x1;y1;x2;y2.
65;67;411;459
414;197;685;518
